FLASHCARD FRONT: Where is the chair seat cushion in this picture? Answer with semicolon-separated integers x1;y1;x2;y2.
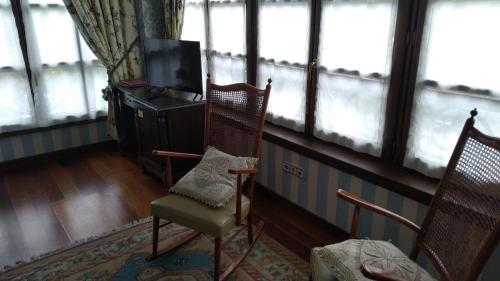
170;146;258;207
311;240;436;281
151;193;250;237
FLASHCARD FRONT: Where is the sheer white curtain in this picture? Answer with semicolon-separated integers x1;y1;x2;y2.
404;0;500;178
181;0;208;91
22;0;107;127
0;0;36;133
208;0;246;84
314;0;398;156
257;0;310;132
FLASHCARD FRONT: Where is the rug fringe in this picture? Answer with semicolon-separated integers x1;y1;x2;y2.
1;217;153;273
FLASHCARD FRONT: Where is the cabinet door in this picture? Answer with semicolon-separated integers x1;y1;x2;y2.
135;108;163;179
164;103;205;181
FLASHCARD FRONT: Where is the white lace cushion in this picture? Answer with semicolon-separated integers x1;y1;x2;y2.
311;240;436;281
170;146;258;208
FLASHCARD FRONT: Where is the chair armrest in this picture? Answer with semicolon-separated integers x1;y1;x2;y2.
337;189;421;233
228;167;257;175
152;150;203;160
361;264;410;281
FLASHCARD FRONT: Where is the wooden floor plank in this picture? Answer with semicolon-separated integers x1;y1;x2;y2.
0;145;345;270
0;177;27;268
4;169;70;262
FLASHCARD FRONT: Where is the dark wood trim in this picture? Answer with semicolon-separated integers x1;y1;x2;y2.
391;0;430;164
304;0;321;137
381;0;415;161
263;123;437;204
246;0;258;85
0;116;108;138
0;139;116;171
9;0;35;102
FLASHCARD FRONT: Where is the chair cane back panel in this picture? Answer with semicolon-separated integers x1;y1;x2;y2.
417;115;500;281
205;79;271;159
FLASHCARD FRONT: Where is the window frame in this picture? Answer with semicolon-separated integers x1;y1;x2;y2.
1;0;107;135
190;0;441;203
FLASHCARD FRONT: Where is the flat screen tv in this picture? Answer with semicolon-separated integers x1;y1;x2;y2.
144;38;202;94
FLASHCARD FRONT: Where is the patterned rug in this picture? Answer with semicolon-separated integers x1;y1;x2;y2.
0;219;309;280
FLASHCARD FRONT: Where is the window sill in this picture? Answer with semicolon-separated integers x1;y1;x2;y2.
263;123;438;205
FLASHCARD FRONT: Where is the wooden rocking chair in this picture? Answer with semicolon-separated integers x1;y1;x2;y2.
149;74;271;281
311;109;500;281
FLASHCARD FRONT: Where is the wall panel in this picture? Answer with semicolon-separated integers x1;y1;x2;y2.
0;120;108;163
257;140;499;280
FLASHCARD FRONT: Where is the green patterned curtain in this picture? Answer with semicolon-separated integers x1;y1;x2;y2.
62;0;143;140
164;0;186;39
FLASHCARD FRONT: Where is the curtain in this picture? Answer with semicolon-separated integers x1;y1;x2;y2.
257;0;310;132
0;0;35;133
314;0;398;157
404;0;500;178
208;0;246;84
62;0;142;139
181;0;208;92
164;0;186;39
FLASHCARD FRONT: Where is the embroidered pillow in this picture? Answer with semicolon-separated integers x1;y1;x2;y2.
170;146;258;207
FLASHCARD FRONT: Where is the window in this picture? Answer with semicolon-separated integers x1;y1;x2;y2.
25;0;107;126
181;0;246;87
0;0;107;133
0;0;35;132
183;0;500;178
314;0;398;157
208;0;246;84
404;0;500;177
181;0;208;91
257;0;310;132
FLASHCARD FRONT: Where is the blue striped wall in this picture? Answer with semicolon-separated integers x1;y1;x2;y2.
256;140;499;281
0;120;109;163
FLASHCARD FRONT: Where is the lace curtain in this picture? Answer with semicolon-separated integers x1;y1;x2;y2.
404;0;500;178
181;0;246;89
208;0;246;84
314;0;398;157
0;0;35;133
257;0;310;132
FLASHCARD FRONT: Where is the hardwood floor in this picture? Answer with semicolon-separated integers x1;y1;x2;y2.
0;144;346;270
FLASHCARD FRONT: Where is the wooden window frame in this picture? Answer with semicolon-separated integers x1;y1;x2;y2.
242;0;438;203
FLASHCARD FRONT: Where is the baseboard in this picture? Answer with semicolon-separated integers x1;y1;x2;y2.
255;182;349;242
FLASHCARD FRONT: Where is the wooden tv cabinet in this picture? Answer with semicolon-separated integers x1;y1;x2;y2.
113;85;204;188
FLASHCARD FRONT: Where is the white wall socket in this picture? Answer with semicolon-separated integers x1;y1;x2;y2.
282;161;304;178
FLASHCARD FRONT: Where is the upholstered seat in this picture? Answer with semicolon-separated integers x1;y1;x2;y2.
151;193;250;238
311;240;435;281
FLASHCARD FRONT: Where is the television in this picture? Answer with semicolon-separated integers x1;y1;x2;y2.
143;38;203;95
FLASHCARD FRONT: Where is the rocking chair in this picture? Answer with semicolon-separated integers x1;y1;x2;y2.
149;74;272;281
311;109;500;281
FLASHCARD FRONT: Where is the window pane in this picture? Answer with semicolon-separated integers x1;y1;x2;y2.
257;0;310;131
0;71;35;132
84;64;108;115
37;65;88;122
314;0;398;156
181;0;208;92
24;0;108;126
405;0;500;177
30;5;80;65
209;1;246;84
0;3;35;132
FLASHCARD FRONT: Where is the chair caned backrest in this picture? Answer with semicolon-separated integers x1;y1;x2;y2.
416;109;500;281
204;75;271;159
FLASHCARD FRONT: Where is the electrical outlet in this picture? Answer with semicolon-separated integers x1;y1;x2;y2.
282;161;304;179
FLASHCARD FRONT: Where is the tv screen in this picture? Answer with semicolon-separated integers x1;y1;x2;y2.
144;38;202;94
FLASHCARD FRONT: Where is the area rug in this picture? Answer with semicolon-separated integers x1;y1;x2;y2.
0;219;309;280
